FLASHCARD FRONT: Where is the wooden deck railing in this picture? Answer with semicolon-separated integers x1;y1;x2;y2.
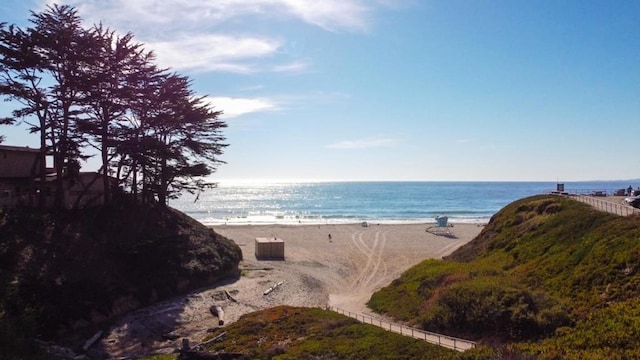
571;195;640;216
326;306;476;352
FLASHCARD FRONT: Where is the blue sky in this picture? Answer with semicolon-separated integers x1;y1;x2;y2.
1;0;639;182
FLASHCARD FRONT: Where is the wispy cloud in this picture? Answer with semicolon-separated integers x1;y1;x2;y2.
271;61;311;73
147;34;281;73
44;0;390;73
54;0;374;33
207;97;277;118
326;137;397;149
278;1;371;32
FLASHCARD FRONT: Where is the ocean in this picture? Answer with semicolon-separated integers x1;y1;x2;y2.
169;180;639;226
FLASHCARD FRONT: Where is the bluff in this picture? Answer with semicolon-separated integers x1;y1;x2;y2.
368;195;640;358
0;200;242;356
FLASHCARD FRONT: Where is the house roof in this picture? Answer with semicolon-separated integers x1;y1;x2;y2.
0;145;41;153
41;172;118;182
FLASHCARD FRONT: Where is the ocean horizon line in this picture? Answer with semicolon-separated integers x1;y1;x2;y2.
213;179;640;186
171;180;639;228
201;216;490;227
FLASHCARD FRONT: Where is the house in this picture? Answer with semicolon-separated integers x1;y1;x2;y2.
58;171;111;208
0;145;45;208
0;145;110;209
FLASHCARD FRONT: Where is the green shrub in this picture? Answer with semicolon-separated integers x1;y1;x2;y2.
517;298;640;359
206;306;460;359
420;276;569;340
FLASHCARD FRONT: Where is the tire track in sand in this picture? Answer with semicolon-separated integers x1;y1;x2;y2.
349;230;388;291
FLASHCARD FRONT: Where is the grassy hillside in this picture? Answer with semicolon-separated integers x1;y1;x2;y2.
0;199;242;358
141;305;495;360
368;195;640;358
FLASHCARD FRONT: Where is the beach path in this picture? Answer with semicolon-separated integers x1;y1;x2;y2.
100;223;483;357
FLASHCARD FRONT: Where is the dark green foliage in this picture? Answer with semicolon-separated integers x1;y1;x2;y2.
0;303;44;360
420;277;570;340
0;202;241;354
0;5;227;208
368;260;468;322
516;298;640;359
370;195;640;353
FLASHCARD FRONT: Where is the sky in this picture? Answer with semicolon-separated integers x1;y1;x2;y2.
1;0;639;182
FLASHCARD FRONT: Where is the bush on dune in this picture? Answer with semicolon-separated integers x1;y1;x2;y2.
420;276;570;340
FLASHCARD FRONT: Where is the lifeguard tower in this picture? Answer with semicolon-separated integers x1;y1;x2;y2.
426;216;454;237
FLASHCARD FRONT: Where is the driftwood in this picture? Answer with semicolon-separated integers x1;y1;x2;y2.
224;290;238;303
196;331;227;349
82;330;103;352
263;280;284;296
210;305;225;325
162;331;181;341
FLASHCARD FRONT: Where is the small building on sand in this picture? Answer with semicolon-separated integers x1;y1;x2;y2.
255;237;285;260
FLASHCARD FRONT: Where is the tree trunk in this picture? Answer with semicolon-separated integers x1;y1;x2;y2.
38;116;47;209
55;97;72;209
158;153;167;206
101;121;110;205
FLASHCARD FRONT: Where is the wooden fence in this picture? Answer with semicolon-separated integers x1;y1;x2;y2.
572;195;640;217
326;306;476;352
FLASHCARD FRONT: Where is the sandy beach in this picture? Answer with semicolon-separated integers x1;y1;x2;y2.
101;222;484;356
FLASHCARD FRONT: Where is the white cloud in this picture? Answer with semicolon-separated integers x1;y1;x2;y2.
207;97;277;118
43;0;383;73
53;0;374;33
278;0;370;32
147;34;281;73
326;137;397;149
271;61;310;73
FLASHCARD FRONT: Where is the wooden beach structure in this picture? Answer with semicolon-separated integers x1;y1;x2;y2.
255;237;285;260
